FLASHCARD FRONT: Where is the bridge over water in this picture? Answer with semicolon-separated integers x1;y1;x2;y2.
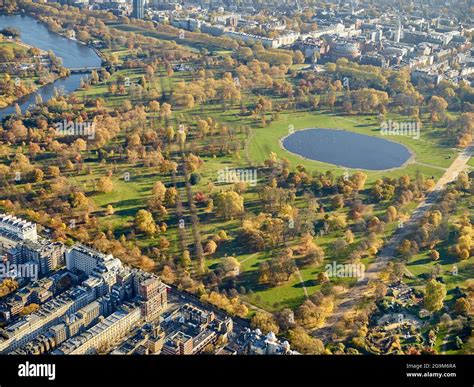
69;66;102;74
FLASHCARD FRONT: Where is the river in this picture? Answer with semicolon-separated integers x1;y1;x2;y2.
0;14;101;119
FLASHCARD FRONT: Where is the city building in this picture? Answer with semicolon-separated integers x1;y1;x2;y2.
330;41;361;60
132;0;145;19
65;244;121;276
162;331;194;355
7;239;65;277
237;328;299;355
0;213;37;252
53;305;142;354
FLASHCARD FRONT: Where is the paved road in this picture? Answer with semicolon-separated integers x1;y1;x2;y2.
312;143;474;343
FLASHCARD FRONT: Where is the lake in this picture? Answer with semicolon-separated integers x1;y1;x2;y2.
0;14;101;119
282;128;413;170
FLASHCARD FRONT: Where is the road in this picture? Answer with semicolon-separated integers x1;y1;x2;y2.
312;143;474;343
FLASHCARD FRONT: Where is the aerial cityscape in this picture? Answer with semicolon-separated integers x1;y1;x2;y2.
0;0;473;376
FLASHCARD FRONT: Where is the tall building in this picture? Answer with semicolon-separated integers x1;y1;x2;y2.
133;272;168;322
132;0;145;19
395;18;402;43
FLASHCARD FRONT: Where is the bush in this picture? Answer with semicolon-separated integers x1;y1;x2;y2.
189;172;201;185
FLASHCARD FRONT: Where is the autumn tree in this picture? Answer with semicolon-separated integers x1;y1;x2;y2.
424;279;447;312
251;312;280;334
135;209;157;235
288;327;325;354
97;176;114;193
214;190;244;220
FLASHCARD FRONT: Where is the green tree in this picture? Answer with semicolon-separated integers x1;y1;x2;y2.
424;279;447;312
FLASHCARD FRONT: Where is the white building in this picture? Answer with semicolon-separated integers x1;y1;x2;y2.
65;244;121;276
53;306;142;354
223;30;300;48
0;213;38;244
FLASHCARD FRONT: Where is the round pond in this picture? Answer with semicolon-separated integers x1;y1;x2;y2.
281;128;413;170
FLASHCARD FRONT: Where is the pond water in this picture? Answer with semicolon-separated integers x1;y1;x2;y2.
282;128;413;170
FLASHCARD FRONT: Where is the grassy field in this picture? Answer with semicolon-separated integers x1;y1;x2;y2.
55;39;471;317
0;40;27;51
247;110;457;184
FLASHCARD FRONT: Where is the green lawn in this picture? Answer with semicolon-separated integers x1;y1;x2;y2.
247;110;456;183
52;39;470;317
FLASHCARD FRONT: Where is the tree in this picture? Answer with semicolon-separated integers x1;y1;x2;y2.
454;297;470;316
152;181;167;201
97;176;114;193
149;100;160;112
180;250;191;269
204;240;218;255
0;279;19;297
160;103;172;118
33;168;44;183
49;166;61;178
327;92;336;110
350;172;367;191
386;206;398;222
344;229;355;244
295;299;332;329
135;209;157;235
327;213;347;230
300;234;325;265
430;250;440;261
189;172;201;185
424;279;447;312
251;312;280;334
161;265;175;284
19;303;40;316
106;205;114;215
220;256;240;275
428;96;448;122
214;190;244;220
331;194;344;209
288;327;325;354
293;50;305;64
164;187;178;207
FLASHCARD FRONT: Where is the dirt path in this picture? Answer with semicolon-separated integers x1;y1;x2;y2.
294;266;309;299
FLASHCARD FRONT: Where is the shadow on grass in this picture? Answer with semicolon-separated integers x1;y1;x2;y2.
294;279;318;288
410;256;433;266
